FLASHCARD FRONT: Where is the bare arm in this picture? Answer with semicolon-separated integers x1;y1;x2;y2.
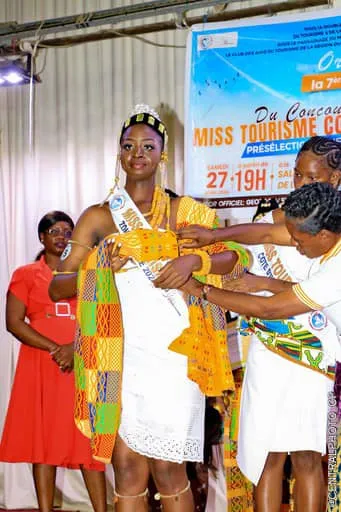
178;222;292;248
153;250;239;290
182;279;310;319
217;221;292;246
223;273;294;294
259;276;293;294
208;251;238;275
6;292;58;352
49;205;112;301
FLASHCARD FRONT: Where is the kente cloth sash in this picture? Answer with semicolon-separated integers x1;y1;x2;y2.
74;193;250;462
242;236;336;380
111;228;178;261
74;241;122;463
240;316;335;380
169;196;251;396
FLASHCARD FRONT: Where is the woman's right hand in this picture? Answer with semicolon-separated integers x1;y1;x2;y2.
50;343;74;372
108;243;130;273
177;225;215;249
223;273;291;294
223;273;268;293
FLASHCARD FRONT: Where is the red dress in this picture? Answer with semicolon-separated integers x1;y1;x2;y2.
0;257;104;470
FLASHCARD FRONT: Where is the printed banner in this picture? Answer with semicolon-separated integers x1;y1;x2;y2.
185;9;341;219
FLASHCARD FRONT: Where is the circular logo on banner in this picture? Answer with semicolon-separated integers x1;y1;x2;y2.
309;311;327;331
200;35;213;50
60;243;72;261
110;195;125;211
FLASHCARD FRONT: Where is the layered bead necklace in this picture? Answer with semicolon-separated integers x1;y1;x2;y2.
143;185;171;230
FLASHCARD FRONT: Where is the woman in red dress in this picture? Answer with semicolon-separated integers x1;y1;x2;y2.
0;211;107;512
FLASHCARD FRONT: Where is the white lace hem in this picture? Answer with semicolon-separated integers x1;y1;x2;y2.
119;425;203;463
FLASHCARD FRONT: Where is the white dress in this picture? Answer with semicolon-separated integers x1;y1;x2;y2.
237;212;337;485
115;266;205;463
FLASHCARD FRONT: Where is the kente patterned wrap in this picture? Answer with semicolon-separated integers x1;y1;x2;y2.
74;196;250;462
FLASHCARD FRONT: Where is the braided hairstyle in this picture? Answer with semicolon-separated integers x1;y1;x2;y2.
283;182;341;235
297;136;341;171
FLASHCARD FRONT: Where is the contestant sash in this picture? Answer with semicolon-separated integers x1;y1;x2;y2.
243;237;336;379
108;188;189;323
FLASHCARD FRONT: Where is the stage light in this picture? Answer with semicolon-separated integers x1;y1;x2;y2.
0;59;40;87
5;72;24;84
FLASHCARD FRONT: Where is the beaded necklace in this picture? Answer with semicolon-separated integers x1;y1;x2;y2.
143;185;170;230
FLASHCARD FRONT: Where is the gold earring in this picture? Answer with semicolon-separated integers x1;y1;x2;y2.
161;151;168;163
159;151;168;190
114;151;122;186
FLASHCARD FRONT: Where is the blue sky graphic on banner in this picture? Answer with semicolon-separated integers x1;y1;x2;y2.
185;10;341;216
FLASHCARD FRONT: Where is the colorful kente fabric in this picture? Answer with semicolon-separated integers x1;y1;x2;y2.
170;197;251;396
74;195;250;462
240;317;335;380
109;228;178;262
224;369;254;511
74;241;123;463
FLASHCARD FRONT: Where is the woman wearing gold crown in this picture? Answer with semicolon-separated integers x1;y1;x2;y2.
49;105;250;511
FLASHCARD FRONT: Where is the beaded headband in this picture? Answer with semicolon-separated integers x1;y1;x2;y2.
120;103;168;145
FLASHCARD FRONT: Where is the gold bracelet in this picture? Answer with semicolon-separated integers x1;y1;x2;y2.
193;250;212;277
202;284;212;301
68;239;92;251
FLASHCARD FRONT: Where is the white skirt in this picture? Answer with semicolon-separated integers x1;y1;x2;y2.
237;336;333;485
115;267;205;463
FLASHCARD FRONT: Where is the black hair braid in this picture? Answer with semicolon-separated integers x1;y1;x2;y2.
298;136;341;170
283;182;341;234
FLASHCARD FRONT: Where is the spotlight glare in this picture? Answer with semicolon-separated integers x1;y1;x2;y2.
0;58;40;87
5;72;24;84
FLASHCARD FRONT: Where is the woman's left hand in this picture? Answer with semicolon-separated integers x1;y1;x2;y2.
154;254;201;289
50;343;74;372
109;243;130;273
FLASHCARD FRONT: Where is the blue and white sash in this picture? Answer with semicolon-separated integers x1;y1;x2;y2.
108;188;189;327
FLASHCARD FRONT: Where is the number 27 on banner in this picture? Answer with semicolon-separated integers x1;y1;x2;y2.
206;168;267;192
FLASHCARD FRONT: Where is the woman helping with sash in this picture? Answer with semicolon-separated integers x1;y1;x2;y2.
49;105;250;512
175;137;341;512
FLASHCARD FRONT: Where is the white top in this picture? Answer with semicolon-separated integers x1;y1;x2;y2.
293;238;341;342
244;211;339;368
249;211;313;281
237;212;336;485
